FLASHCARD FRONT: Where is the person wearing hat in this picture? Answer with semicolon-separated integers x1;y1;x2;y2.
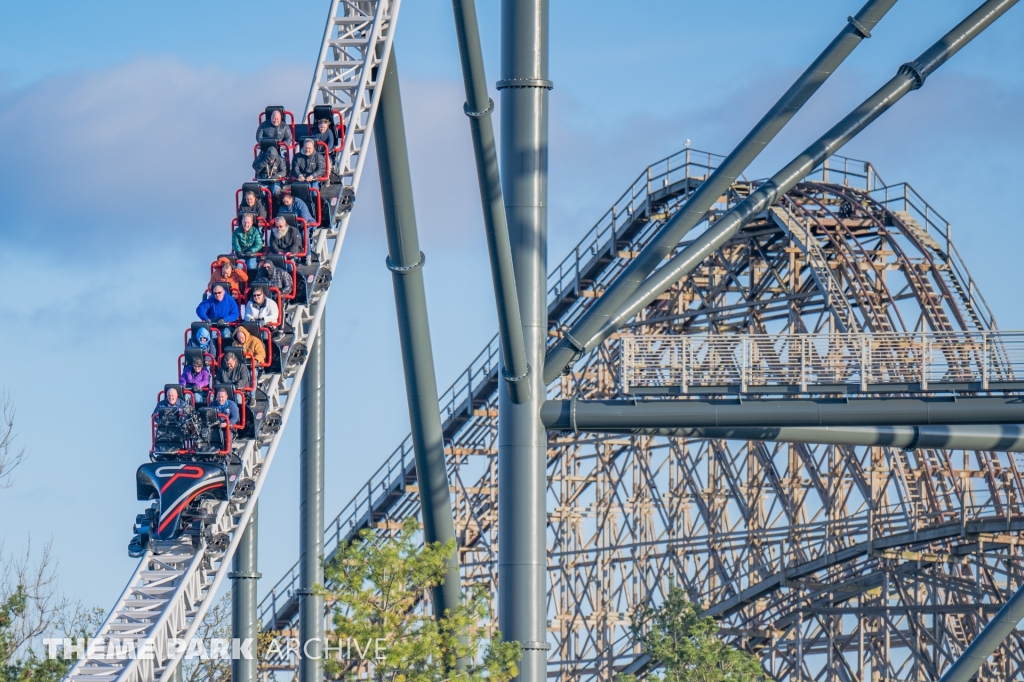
210;257;249;300
186;326;218;363
252;258;293;296
253;144;287;196
233;326;266;366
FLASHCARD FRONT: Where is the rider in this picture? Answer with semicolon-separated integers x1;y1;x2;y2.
232;326;266;366
256;108;293;146
210;257;249;300
291;138;326;188
196;284;241;323
243;285;280;326
276;188;314;224
217;351;251;392
213;386;240;425
232;212;264;270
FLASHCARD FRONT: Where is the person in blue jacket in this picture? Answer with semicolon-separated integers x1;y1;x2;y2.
196;284;240;323
213;386;240;425
276;189;314;224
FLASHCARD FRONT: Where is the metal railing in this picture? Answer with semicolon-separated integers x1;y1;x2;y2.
621;331;1024;394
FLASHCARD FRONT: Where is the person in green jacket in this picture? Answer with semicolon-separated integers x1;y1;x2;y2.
232;212;264;269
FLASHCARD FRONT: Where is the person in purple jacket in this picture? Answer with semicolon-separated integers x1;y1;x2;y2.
179;354;212;399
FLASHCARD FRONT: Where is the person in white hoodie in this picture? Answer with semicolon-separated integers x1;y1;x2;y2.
243;285;279;325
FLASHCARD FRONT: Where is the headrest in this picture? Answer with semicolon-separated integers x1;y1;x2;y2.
263;253;286;269
191;321;212;335
278;213;297;228
164;383;185;397
213;383;236;397
239;321;261;337
299;137;315;148
209;280;232;295
264;105;285;119
199;407;221;422
290;182;312;202
184;348;205;365
313;105;334;123
222;346;246;363
259;138;279;154
241;182;262;196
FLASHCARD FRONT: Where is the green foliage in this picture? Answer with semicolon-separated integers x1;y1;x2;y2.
0;589;102;682
321;517;521;682
618;587;765;682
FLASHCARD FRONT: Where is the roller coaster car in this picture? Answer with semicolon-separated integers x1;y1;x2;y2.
237;182;273;226
132;461;228;550
259;105;296;146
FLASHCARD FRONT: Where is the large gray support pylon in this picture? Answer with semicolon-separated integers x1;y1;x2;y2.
374;49;463;617
938;583;1024;682
604;425;1024;453
541;396;1024;431
231;502;259;682
542;0;898;383
298;318;324;682
583;0;1018;351
451;0;531;404
498;0;550;679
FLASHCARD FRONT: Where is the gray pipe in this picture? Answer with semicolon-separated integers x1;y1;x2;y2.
231;501;259;682
583;0;1018;354
451;0;532;404
604;425;1024;452
298;318;324;682
938;583;1024;682
542;0;898;383
375;49;462;618
542;397;1024;431
498;0;550;679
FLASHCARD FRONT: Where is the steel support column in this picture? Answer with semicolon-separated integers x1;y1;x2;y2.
375;49;462;616
938;583;1024;682
298;317;324;682
231;501;259;682
499;0;550;679
451;0;531;404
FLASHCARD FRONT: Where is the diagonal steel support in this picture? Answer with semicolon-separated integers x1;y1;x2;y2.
543;0;898;383
375;48;462;616
582;0;1018;351
541;397;1024;431
451;0;531;404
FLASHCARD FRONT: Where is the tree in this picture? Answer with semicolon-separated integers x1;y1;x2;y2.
0;393;25;489
320;517;520;682
0;393;102;682
181;593;231;682
618;586;765;682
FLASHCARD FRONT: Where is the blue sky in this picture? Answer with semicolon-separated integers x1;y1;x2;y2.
0;0;1022;614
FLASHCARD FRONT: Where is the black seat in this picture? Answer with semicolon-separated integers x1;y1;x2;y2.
190;322;212;338
279;213;297;228
263;253;286;270
238;321;261;337
258;138;280;154
184;348;204;366
264;105;285;120
164;383;185;399
291;182;314;206
209;280;232;294
195;408;226;453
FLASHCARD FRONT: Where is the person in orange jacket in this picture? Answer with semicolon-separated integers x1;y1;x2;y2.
209;257;249;300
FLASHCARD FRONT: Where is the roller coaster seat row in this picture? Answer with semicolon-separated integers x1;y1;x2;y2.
128;106;345;558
